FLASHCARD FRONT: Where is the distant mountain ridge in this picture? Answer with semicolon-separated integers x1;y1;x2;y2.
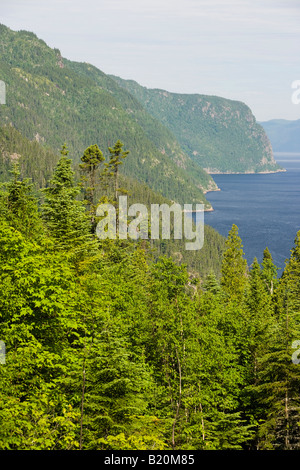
0;24;214;208
0;122;226;278
0;23;282;215
110;76;283;174
260;119;300;153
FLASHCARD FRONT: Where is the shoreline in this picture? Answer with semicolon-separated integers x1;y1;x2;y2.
203;187;221;194
205;168;286;175
200;166;288;213
183;207;214;213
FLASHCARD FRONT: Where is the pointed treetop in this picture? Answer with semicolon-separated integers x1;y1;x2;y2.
220;224;248;300
44;145;76;194
263;247;272;260
60;143;69;157
107;140;129;168
80;144;104;170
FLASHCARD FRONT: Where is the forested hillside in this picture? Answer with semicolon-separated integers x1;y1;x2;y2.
1;145;300;450
0;125;225;277
1;22;300;453
0;124;59;187
66;60;218;195
0;24;215;208
110;75;283;174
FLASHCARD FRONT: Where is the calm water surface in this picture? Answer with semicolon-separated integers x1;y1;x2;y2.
203;153;300;273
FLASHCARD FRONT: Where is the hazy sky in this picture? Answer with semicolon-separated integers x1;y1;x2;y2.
1;0;300;121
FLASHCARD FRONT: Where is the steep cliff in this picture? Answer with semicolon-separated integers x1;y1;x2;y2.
110;76;283;174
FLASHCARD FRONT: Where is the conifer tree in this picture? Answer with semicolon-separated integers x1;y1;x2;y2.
100;140;129;233
79;144;105;225
105;140;129;204
3;162;42;238
241;258;274;423
42;144;91;250
202;271;220;295
247;258;272;317
261;247;279;295
0;222;81;449
252;232;300;449
220;224;248;301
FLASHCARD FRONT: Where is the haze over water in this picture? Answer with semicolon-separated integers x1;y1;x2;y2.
204;153;300;274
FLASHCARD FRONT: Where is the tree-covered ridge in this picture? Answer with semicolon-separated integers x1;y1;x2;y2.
66;60;218;194
0;23;215;207
0;124;60;188
0;142;300;450
110;75;283;174
1;22;299;453
0;125;225;277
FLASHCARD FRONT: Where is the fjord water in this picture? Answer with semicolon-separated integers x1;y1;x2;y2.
203;153;300;274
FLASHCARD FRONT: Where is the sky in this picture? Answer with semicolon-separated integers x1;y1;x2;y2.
1;0;300;121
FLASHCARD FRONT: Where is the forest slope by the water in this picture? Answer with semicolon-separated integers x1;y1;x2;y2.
0;143;300;450
0;125;225;277
0;23;216;208
0;22;299;453
110;75;283;174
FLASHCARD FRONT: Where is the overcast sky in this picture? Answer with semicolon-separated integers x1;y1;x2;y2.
1;0;300;121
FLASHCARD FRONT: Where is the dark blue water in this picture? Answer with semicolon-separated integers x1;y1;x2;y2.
203;153;300;273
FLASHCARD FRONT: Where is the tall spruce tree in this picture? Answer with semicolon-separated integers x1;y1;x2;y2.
252;231;300;449
105;140;129;203
42;144;92;253
79;144;105;226
2;162;42;238
220;224;248;301
261;247;279;295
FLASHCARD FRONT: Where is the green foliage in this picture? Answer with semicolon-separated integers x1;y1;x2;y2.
41;145;91;248
79;143;105;213
0;162;43;238
1;162;300;449
0;124;59;188
261;247;279;295
0;24;214;208
0;23;299;452
220;224;248;301
111;75;283;174
0;123;225;278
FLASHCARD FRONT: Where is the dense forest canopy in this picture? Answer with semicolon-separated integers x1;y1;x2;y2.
0;141;300;450
0;23;299;453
